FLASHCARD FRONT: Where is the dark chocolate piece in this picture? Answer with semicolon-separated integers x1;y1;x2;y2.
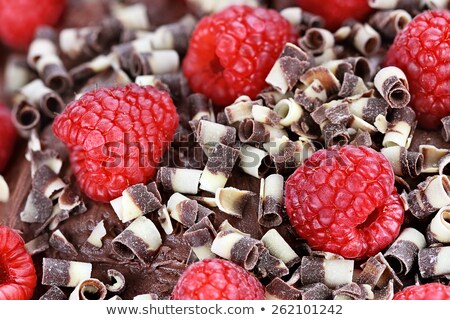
255;248;289;279
49;230;78;256
300;283;332;300
39;286;67;300
265;277;302;300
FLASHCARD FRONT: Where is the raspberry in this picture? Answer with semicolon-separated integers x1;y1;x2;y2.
384;10;450;129
172;258;265;300
0;225;37;300
52;84;178;203
297;0;372;31
182;5;292;108
394;283;450;300
0;0;66;51
285;145;404;260
0;103;17;173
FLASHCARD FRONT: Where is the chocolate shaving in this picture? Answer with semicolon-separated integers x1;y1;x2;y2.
39;286;67;300
31;149;63;177
49;229;78;256
238;119;270;144
300;256;325;285
356;256;387;288
11;101;41;137
350;130;372;146
385;240;419;275
58;184;82;212
369;9;411;40
322;122;350;147
373;279;394;300
20;189;53;223
32;165;65;198
300;66;341;96
265;277;302;300
255;248;289;279
333;283;372;300
300;283;332;300
230;237;262;270
299;28;334;54
24;233;50;256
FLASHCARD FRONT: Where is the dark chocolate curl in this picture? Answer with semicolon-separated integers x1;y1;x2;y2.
355;257;386;288
374;66;410;109
230;237;262;270
350;130;372;147
300;256;325;285
369;9;412;40
255;249;289;279
332;283;372;300
299;28;334;54
322;122;350;147
385;240;419;275
20;189;53;223
11;101;41;137
184;217;217;259
238;119;270;144
265;278;302;300
344;57;372;82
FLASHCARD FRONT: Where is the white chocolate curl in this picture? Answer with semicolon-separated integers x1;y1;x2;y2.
69;278;107;300
261;229;299;268
430;207;450;243
0;175;9;203
374;66;410;109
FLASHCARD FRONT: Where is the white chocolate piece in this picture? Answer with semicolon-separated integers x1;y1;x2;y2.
396;228;427;249
374;114;388;134
239;144;269;178
280;7;302;26
86;220;107;248
113;3;151;30
424;175;450;209
215;187;253;218
27;38;57;67
158;205;173;235
143;50;180;74
251;105;281;126
353;23;381;56
67;262;93;287
120;189;145;223
197;120;236;148
199;168;228;194
265;174;284;202
274;98;304;127
430;207;450;243
266;60;289;94
324;259;354;289
218;220;250;237
349;115;377;133
261;229;299;267
419;145;449;173
211;231;244;260
382;121;412;147
110;196;124;222
434;246;450;276
69;278;107;300
167;192;190;213
159;167;203;194
0;175;9;203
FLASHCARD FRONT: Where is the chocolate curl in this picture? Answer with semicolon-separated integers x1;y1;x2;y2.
273;98;304;127
106;269;126;294
111;3;151;30
350;23;381;56
69;54;114;83
348;97;389;124
112;216;162;264
294;82;326;113
39;286;67;300
32;165;66;198
265;43;310;94
279;7;302;26
255;249;289;279
257;89;288;107
215;187;254;218
49;229;78;256
251;105;281;127
11;101;41;137
27;27;57;67
113;37;153;71
239;144;270;179
300;256;354;288
442;116;450;142
136;72;189;102
313;46;344;65
190;196;217;208
429;207;450;243
58;185;82;212
381;146;423;177
130;50;180;77
224;96;254;124
42;258;92;287
300;66;341;98
265;277;302;300
369;10;412;40
369;0;422;13
258;175;284;228
167;193;198;227
350;130;372;147
299;28;335;54
408;175;450;220
238;118;271;144
321;121;350;147
4;55;35;94
31;149;63;177
25;233;49;256
374;66;410;109
382;107;416;148
299;283;332;300
151;14;197;55
188;93;215;121
385;228;426;275
261;229;300;268
20;190;53;223
338;73;369;98
86;220;107;248
263;136;297;174
359;253;403;290
184;216;217;260
217;219;250;237
311;100;352;126
334;283;374;300
320;59;351;82
0;175;9;203
290;111;322;139
419;145;449;174
211;230;262;270
69;278;107;300
157;205;173;235
345;56;372;82
199;143;240;194
419;246;450;278
157;167;203;195
195;120;236;156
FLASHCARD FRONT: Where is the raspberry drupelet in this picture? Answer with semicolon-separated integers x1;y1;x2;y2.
394;283;450;300
285;145;404;260
52;84;178;203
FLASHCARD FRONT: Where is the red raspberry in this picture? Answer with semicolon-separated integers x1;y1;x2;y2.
384;10;450;129
394;283;450;300
0;225;37;300
297;0;372;31
182;5;292;108
0;0;66;51
52;84;178;203
172;258;265;300
285;145;404;260
0;103;17;173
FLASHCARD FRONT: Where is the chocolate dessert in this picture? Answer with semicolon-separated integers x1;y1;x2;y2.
1;0;450;300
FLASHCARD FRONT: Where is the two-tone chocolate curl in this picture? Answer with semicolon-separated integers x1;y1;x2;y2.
261;229;300;268
429;206;450;244
419;246;450;278
258;174;285;227
184;216;217;260
69;278;107;300
381;146;423;177
42;258;92;287
374;66;411;109
299;255;354;288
